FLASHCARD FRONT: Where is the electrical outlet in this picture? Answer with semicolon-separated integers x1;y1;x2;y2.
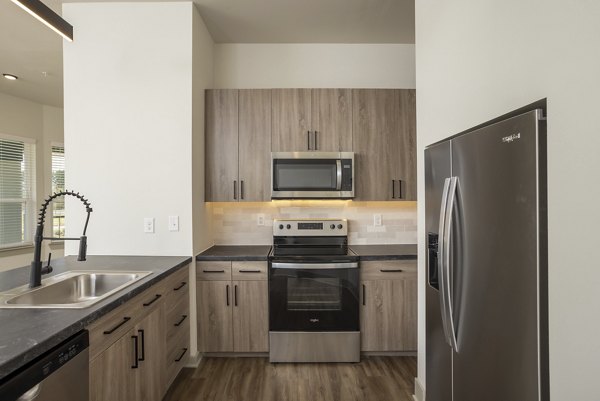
144;218;155;233
168;216;179;232
257;214;265;226
374;214;382;226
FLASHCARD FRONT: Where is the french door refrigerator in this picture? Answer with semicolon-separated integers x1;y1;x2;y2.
425;108;548;401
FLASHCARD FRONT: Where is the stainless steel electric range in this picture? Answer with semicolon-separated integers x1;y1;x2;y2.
268;218;360;363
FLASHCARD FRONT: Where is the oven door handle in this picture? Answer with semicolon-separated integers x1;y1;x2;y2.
271;262;358;269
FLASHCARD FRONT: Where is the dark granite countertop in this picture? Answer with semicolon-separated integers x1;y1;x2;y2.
196;245;272;261
350;244;418;260
0;255;191;382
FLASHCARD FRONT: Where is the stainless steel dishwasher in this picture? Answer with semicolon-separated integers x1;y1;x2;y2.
1;330;89;401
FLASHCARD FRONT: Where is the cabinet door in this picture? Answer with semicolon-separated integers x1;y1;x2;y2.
197;280;233;352
206;89;239;201
239;89;272;201
135;307;166;401
232;280;269;352
311;89;353;151
272;89;312;151
353;89;407;201
360;279;417;351
90;328;138;401
396;89;417;200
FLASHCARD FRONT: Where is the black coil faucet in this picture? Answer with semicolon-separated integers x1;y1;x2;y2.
30;190;93;288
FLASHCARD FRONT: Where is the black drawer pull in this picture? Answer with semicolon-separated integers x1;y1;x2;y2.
202;269;225;273
103;316;131;335
173;282;187;291
143;294;162;306
175;348;188;362
380;269;404;273
138;329;145;361
362;284;366;306
239;269;261;273
131;335;139;369
174;315;188;327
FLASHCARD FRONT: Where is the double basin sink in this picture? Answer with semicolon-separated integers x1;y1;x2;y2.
0;271;152;309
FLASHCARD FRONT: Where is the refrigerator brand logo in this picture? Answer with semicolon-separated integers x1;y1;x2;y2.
309;318;320;323
502;133;521;143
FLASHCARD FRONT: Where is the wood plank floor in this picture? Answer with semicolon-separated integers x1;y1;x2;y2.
163;356;417;401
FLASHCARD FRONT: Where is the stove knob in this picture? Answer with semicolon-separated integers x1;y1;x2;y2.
337;224;343;229
286;224;292;229
330;224;336;229
278;224;284;230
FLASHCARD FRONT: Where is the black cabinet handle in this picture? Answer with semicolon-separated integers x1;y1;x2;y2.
398;180;403;199
174;315;188;327
131;335;139;369
362;284;366;306
137;329;145;361
392;180;396;199
143;294;161;307
103;316;131;335
380;269;404;273
226;284;230;306
314;131;318;150
202;269;225;273
234;285;238;307
233;180;238;200
240;180;244;200
239;269;261;273
175;348;188;362
174;282;187;291
307;130;311;150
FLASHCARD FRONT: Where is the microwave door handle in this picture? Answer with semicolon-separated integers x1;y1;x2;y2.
336;159;342;190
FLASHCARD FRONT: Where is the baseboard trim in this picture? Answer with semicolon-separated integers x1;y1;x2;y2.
201;352;269;357
185;351;202;368
361;351;417;357
413;376;425;401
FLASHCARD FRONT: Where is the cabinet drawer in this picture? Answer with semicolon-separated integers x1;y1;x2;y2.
197;261;232;281
166;295;190;339
360;260;417;281
164;267;190;311
166;318;190;386
232;261;267;281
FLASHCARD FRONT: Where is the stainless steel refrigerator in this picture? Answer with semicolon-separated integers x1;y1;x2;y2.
425;108;548;401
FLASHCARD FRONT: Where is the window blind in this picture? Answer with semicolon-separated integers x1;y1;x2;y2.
51;145;65;238
0;136;36;249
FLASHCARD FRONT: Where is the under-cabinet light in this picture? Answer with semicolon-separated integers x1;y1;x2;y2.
11;0;73;42
3;74;18;81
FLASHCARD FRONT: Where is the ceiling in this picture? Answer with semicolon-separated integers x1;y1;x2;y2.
0;0;414;108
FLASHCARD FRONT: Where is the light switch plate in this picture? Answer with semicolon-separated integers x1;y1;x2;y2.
144;218;155;233
374;214;382;226
168;216;179;232
257;214;265;226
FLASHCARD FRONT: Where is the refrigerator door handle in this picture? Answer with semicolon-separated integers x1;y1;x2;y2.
442;176;460;352
438;177;452;347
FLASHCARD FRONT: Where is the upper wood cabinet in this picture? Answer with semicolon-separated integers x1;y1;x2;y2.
272;89;352;152
205;89;271;202
352;89;416;201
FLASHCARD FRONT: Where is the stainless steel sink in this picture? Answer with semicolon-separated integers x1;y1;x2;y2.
0;271;152;309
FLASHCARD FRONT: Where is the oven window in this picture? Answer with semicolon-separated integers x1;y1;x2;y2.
287;277;342;311
273;159;337;190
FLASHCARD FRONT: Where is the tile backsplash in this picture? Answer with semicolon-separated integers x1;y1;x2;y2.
209;201;417;245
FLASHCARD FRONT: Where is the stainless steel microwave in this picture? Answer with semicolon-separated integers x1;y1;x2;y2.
271;152;354;199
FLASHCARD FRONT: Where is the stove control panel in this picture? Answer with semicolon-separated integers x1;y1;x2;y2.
273;219;348;236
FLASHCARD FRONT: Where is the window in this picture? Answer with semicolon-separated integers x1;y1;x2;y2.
0;135;36;249
51;145;65;238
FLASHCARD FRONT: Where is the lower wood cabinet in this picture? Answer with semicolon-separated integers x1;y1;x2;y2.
197;261;268;353
88;266;190;401
360;260;417;352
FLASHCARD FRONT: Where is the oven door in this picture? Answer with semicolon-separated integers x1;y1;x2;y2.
269;261;359;331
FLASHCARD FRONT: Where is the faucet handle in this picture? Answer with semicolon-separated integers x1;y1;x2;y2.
42;252;53;275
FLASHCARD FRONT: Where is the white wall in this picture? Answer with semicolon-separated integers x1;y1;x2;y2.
0;93;63;272
415;1;600;399
63;2;197;257
214;43;415;89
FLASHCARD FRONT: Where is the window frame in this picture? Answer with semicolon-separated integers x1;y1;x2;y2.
0;133;37;251
50;142;65;242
